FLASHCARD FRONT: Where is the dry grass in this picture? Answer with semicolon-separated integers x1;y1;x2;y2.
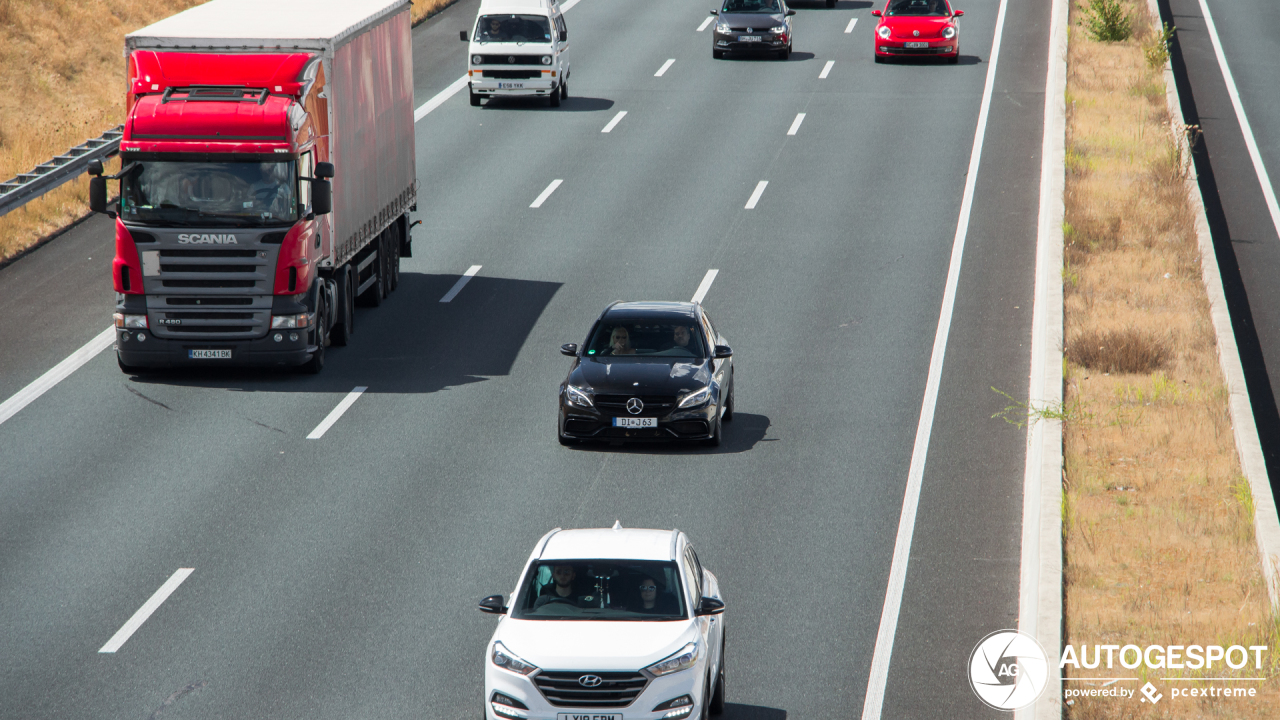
0;0;454;264
1063;0;1280;716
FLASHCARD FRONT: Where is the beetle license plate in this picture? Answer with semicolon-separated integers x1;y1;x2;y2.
739;35;762;42
613;417;656;428
905;41;929;48
557;715;622;720
189;349;231;359
498;82;524;89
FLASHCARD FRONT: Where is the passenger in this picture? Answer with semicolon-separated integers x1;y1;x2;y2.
534;564;582;608
608;327;635;355
633;576;678;615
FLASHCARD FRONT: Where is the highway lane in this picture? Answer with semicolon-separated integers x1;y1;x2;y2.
1159;0;1280;483
0;0;1046;718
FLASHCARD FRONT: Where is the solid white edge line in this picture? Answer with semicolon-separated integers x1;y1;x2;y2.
1197;0;1280;242
691;269;719;304
530;179;563;208
1156;0;1280;611
698;16;715;32
744;181;768;209
845;18;858;33
1015;0;1066;717
819;60;835;79
0;326;114;427
859;0;1012;715
99;568;193;653
306;386;368;440
655;59;676;77
787;113;806;136
440;265;483;303
601;111;627;133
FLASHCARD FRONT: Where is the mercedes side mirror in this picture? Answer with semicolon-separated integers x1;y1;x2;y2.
786;9;796;15
312;179;332;215
953;9;964;16
713;345;733;359
88;176;109;214
314;161;335;179
560;343;578;356
871;9;882;16
478;595;508;614
460;30;468;42
694;597;726;616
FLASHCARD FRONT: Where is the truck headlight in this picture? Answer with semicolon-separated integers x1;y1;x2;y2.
645;643;699;677
677;386;711;409
113;313;148;329
492;642;539;676
271;313;310;329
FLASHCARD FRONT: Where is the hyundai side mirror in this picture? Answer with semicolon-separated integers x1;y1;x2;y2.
560;343;578;356
314;161;335;179
953;9;964;16
871;9;882;16
786;9;796;15
478;594;508;614
694;597;726;616
312;179;332;215
713;345;733;359
460;30;468;42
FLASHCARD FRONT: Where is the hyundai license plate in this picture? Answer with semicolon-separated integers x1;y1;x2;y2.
905;41;929;49
739;35;762;42
557;714;622;720
189;349;231;359
613;417;657;428
498;82;524;89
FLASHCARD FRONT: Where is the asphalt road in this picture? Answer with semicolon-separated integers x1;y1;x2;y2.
0;0;1049;718
1160;0;1280;491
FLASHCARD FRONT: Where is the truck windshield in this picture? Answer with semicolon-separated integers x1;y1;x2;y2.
120;161;298;227
474;14;552;43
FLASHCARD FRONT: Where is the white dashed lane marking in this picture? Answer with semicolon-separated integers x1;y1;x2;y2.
655;59;676;77
99;569;193;653
698;16;715;31
692;270;719;303
530;179;563;208
845;18;858;33
787;113;806;136
744;181;768;209
601;111;627;133
439;266;483;304
307;387;368;439
820;60;835;79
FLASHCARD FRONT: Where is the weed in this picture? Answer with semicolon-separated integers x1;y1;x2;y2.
1143;22;1175;69
1079;0;1133;42
990;386;1093;429
1067;327;1171;374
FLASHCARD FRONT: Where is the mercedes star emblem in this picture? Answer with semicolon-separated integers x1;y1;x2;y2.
579;675;603;687
626;398;644;415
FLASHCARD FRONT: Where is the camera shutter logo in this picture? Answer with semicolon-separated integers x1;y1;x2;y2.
968;630;1049;710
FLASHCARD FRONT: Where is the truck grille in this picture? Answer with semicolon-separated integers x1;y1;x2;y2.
533;671;648;708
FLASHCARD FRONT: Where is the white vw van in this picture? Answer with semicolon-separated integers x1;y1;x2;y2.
462;0;570;107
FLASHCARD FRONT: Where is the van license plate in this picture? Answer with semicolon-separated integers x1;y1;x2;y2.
557;715;622;720
498;82;524;89
905;41;929;48
189;349;231;359
738;35;761;42
613;417;656;428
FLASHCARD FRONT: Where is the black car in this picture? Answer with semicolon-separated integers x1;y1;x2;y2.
558;301;735;446
711;0;797;60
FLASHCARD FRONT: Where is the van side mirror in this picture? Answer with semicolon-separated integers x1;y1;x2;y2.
560;343;578;356
713;345;733;359
694;597;726;616
314;161;335;179
559;30;567;42
89;176;108;214
460;30;468;42
478;595;508;614
312;179;332;215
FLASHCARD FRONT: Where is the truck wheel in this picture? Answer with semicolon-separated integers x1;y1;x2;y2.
331;266;354;346
549;87;561;107
302;299;327;374
470;89;481;106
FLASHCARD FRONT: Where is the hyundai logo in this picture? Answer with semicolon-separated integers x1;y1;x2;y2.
578;675;603;688
626;398;644;415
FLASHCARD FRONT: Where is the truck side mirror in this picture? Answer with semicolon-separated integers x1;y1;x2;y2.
89;176;108;214
312;179;332;215
460;30;468;42
87;159;105;177
314;161;335;179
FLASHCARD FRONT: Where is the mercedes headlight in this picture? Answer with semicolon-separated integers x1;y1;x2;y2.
472;54;483;65
770;25;786;34
877;25;891;39
541;55;552;65
566;384;594;408
645;643;699;677
492;642;539;676
942;25;956;39
677;386;711;409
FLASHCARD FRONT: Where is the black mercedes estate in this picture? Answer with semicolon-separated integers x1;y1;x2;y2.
557;301;735;446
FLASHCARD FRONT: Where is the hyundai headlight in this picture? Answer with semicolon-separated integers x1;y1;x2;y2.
472;54;483;65
565;384;594;409
645;643;699;677
942;25;956;39
770;25;786;34
877;25;891;39
492;642;539;676
677;386;711;409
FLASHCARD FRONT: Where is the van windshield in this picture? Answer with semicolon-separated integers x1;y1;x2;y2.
475;14;552;43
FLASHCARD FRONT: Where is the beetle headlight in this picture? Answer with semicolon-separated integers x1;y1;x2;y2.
942;25;956;39
877;25;891;39
677;386;711;409
645;643;699;677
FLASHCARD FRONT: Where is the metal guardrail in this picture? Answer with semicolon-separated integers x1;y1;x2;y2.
0;125;123;217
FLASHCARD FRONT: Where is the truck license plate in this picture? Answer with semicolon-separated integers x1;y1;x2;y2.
189;349;231;359
613;417;656;428
498;82;524;89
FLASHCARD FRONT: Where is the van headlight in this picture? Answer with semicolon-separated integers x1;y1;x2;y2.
492;642;539;676
472;54;483;64
542;55;552;65
676;386;711;409
645;643;699;677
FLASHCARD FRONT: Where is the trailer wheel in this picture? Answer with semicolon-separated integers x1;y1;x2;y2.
332;265;354;346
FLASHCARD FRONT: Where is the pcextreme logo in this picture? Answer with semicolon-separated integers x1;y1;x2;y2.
968;630;1049;710
177;234;238;244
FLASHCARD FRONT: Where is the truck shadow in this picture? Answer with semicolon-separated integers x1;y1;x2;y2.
127;272;562;395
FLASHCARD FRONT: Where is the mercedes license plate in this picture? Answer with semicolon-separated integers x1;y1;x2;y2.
613;417;657;428
557;715;622;720
905;41;929;49
188;349;231;359
739;35;762;42
498;82;524;89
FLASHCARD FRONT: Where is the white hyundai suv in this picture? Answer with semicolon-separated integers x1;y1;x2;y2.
479;525;727;720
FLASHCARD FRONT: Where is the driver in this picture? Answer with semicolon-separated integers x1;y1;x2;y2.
534;564;583;608
670;325;694;352
481;16;506;40
250;162;292;219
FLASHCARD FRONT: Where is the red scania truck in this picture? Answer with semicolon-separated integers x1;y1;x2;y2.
90;0;417;373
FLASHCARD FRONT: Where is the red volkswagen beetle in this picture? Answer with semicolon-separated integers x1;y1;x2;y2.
872;0;964;64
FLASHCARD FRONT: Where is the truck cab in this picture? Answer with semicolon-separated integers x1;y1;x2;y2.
464;0;570;107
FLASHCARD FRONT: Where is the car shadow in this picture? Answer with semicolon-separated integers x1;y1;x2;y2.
879;54;981;66
481;96;615;112
791;0;872;7
564;412;774;455
124;272;563;395
722;52;814;62
723;703;787;719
